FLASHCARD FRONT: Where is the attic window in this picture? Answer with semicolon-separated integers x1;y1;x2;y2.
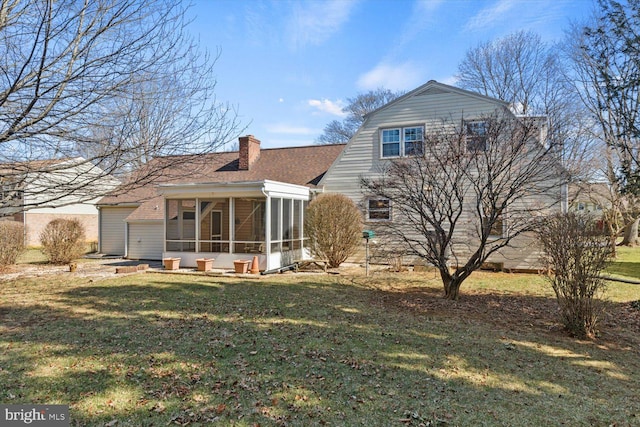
380;126;424;158
465;120;489;152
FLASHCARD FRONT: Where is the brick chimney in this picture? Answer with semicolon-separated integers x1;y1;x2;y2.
238;135;260;170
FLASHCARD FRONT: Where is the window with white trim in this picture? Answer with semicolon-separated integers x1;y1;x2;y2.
380;126;424;158
465;120;488;152
367;198;391;221
482;206;505;237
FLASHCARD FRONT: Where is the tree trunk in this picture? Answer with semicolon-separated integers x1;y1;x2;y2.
621;217;640;246
440;268;461;300
610;234;617;258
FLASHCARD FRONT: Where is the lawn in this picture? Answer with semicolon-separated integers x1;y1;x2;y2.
0;259;639;425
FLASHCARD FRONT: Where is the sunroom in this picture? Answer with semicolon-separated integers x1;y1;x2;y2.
159;180;311;271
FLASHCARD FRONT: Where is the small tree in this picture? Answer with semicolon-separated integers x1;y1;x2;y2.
40;219;86;264
0;221;25;268
316;88;403;144
537;212;611;339
361;112;562;300
305;193;362;268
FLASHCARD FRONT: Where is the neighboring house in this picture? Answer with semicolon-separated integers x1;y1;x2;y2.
569;182;612;217
0;157;119;246
97;138;345;270
319;80;567;270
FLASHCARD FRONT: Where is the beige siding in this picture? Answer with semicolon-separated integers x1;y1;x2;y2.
323;87;503;203
322;82;563;270
128;221;163;260
100;207;136;255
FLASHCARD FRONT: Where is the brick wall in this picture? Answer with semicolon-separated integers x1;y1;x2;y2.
238;135;261;170
24;212;99;247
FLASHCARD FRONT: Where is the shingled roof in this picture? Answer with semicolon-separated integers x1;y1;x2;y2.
98;140;345;221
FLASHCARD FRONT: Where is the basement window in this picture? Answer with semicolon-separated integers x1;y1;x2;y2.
367;198;391;221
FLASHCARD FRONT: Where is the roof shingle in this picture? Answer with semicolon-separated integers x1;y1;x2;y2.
99;143;345;221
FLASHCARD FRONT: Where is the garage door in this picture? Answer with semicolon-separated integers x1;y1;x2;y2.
99;207;136;255
127;221;163;260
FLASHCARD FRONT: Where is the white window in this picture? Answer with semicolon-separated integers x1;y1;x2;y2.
381;126;424;158
481;202;505;237
465;120;489;152
488;209;505;237
367;198;391;221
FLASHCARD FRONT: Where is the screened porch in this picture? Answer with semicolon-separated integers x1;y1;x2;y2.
159;180;311;271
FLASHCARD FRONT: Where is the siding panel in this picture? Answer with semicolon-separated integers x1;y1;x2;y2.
100;207;136;255
322;82;562;270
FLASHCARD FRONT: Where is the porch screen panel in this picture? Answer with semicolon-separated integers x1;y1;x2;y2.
166;200;179;242
165;199;196;252
199;199;230;252
293;200;302;249
270;197;281;252
283;199;292;250
232;198;266;253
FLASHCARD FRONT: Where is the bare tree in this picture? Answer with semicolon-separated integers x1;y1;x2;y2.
565;0;640;245
316;88;403;144
456;30;593;182
361;112;564;300
536;212;610;339
0;0;241;211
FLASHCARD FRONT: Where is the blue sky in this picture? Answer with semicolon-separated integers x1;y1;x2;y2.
189;0;593;149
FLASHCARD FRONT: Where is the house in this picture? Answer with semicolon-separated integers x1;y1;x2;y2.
569;182;612;216
97;137;345;270
98;80;565;272
0;157;119;246
319;80;567;270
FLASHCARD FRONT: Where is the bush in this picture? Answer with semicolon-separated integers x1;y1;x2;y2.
40;219;86;264
537;212;611;339
0;221;25;268
305;193;362;268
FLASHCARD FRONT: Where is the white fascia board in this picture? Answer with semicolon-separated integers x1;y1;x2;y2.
158;180;310;200
158;181;265;198
263;180;310;199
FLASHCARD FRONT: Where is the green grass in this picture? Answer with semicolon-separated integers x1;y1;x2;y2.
607;246;640;282
16;248;49;264
16;248;102;266
0;268;639;425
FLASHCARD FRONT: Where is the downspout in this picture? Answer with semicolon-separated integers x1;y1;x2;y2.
163;199;167;255
561;182;569;214
262;188;271;270
97;206;102;253
22;210;28;247
124;221;129;259
229;197;234;254
195;197;200;254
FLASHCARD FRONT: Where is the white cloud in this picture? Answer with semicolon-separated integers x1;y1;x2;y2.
395;0;444;47
288;0;359;50
307;99;347;117
438;75;459;86
357;62;423;92
464;0;517;31
266;124;318;135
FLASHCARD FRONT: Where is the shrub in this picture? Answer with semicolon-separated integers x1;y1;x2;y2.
305;193;362;268
536;212;611;339
40;219;86;264
0;221;25;268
